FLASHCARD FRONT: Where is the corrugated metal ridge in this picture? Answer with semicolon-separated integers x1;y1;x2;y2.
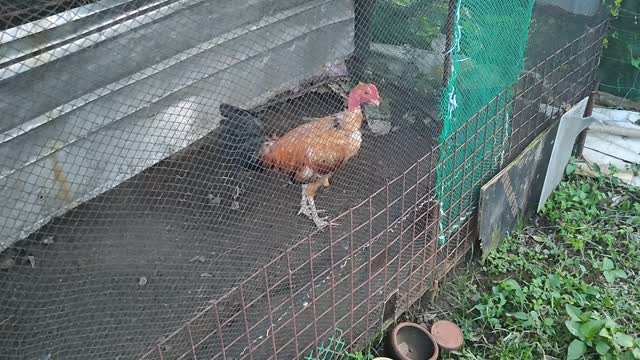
0;0;335;145
0;0;164;63
0;0;347;179
0;0;132;45
0;0;206;79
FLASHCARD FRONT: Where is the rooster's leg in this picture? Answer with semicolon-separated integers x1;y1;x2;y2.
306;196;338;229
297;185;311;216
299;177;338;229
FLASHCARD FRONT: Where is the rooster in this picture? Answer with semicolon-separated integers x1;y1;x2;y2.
218;82;381;229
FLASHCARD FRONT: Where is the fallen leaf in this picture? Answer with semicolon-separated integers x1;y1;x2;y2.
532;235;546;243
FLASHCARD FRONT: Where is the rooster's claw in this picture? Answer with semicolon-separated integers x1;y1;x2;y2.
314;217;340;230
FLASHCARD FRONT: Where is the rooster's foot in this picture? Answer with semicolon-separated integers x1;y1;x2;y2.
298;202;321;217
299;187;338;230
312;215;340;230
298;191;327;216
307;203;339;230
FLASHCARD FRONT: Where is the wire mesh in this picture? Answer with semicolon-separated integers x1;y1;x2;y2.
0;0;606;359
436;0;537;244
599;1;640;102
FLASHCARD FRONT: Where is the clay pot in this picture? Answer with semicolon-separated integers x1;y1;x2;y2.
387;322;439;360
431;320;464;352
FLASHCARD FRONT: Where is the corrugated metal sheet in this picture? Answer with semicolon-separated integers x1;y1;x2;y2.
0;0;355;250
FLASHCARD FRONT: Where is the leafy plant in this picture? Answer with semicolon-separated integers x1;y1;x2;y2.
597;258;628;284
341;352;375;360
435;169;640;360
609;0;623;18
564;304;640;359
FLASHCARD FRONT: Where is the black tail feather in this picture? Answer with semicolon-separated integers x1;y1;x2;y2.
218;103;266;172
219;103;260;123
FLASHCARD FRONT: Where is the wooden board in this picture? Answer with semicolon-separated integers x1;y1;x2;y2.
478;122;559;258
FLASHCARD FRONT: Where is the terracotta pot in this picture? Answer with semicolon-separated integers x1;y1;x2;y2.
387;322;439;360
431;320;464;352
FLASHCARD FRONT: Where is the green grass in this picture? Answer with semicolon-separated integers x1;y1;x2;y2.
342;163;639;359
341;352;376;360
436;166;640;359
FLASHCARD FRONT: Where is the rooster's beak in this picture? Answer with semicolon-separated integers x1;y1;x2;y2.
371;99;380;106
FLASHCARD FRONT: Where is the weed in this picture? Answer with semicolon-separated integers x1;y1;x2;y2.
341;352;375;360
433;167;640;359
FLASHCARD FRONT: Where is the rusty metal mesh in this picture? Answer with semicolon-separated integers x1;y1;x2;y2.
0;0;605;359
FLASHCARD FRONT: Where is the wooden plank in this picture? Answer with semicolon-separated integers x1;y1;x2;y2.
478;121;559;257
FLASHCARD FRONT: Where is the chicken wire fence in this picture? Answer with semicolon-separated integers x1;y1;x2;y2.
0;0;606;359
599;0;640;103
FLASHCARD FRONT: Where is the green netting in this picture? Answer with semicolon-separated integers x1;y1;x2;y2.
436;0;536;244
304;329;346;360
599;1;640;101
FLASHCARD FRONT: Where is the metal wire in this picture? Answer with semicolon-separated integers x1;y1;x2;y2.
0;0;606;359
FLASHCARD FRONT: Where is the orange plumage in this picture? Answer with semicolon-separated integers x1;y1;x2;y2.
219;82;381;229
261;112;362;180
